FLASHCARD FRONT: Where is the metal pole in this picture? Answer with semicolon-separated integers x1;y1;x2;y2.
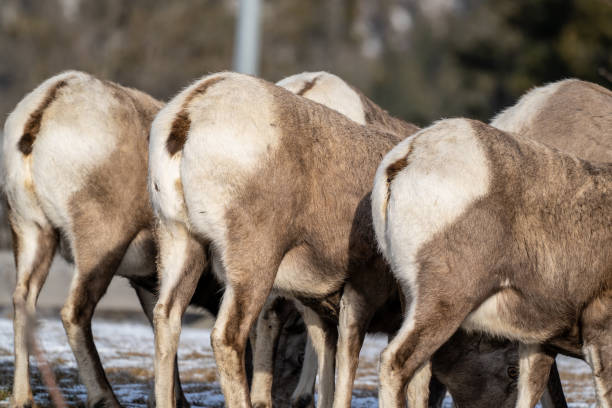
233;0;261;75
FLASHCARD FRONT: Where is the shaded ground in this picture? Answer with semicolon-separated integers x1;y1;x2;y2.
0;252;144;312
0;317;597;407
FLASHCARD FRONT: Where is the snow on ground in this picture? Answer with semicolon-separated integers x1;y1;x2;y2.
0;317;597;407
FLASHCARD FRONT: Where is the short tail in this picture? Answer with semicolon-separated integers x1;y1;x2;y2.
370;135;416;260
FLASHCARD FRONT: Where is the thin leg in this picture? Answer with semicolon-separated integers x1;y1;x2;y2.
378;295;471;408
584;342;612;408
133;285;191;408
153;221;207;408
405;362;433;408
333;288;375;408
515;344;556;408
60;232;132;407
427;375;447;408
10;218;57;408
211;260;281;408
582;295;612;408
540;361;567;408
290;336;317;408
388;330;441;408
296;304;337;408
251;296;283;408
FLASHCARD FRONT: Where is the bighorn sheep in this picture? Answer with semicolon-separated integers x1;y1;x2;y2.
251;71;418;408
486;78;612;407
3;71;162;408
149;72;566;408
2;71;226;408
255;72;568;408
491;79;611;163
1;70;336;408
148;71;420;408
372;114;611;408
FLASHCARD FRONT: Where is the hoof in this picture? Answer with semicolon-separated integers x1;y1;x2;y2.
176;396;191;408
10;402;35;408
146;391;191;408
291;395;314;408
9;396;36;408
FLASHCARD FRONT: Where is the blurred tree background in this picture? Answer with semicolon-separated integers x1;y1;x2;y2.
0;0;610;245
1;0;610;124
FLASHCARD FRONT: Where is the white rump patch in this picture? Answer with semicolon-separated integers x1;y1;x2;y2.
2;71;118;230
148;81;193;225
179;73;280;257
374;118;491;299
277;72;367;124
490;79;573;133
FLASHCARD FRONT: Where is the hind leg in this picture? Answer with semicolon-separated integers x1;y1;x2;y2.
211;261;280;407
541;362;567;408
153;221;207;408
10;217;57;408
388;330;436;408
295;304;337;408
333;285;381;408
133;285;191;408
379;313;464;408
59;226;134;408
290;336;317;408
378;275;475;408
582;294;612;408
250;296;283;408
250;296;310;408
405;363;433;408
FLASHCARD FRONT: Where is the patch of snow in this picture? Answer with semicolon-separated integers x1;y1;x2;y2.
0;318;598;407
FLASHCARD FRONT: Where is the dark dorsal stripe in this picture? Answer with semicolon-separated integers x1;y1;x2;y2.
296;75;320;96
166;76;226;156
18;80;69;155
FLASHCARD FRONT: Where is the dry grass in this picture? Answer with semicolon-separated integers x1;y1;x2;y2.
0;389;10;402
0;360;599;407
0;317;598;407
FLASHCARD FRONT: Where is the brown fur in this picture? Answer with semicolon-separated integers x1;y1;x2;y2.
18;80;69;155
523;80;612;162
464;122;611;334
46;76;164;408
411;121;611;340
381;119;611;406
172;76;412;407
67;87;157;262
356;89;420;135
8;73;223;408
172;75;534;407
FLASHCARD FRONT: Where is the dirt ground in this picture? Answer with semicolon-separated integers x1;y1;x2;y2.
0;252;598;407
0;317;597;408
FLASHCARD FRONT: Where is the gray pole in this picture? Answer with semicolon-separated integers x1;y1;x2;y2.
233;0;261;75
